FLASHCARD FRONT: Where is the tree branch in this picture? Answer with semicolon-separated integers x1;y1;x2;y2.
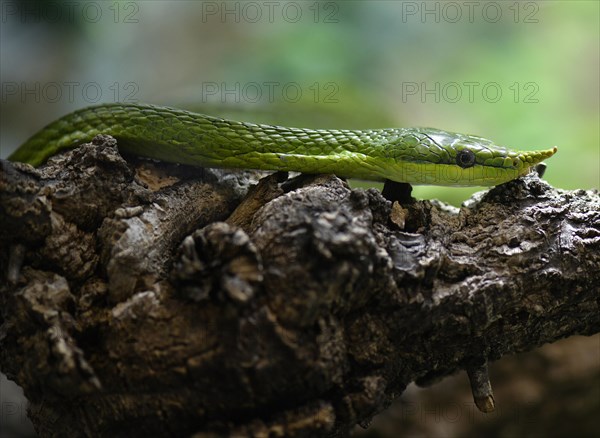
1;135;598;437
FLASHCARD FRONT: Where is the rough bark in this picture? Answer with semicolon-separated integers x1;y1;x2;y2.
0;135;598;437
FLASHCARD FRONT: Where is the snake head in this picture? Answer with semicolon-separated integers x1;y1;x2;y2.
389;129;558;186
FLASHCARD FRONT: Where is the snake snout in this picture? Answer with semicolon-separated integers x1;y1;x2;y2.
515;146;558;169
529;146;558;165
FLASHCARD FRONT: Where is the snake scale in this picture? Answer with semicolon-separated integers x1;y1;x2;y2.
9;103;557;186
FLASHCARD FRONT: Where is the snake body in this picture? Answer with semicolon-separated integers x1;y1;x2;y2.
9;103;557;186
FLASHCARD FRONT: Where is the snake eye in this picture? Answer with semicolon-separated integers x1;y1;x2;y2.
456;150;476;168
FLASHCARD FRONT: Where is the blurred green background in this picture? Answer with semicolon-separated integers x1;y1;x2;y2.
0;2;598;438
1;0;598;205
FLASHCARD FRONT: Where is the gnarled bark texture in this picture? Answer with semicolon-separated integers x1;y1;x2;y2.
0;135;598;437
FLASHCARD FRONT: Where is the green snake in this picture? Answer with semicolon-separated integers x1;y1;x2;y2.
9;103;557;186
